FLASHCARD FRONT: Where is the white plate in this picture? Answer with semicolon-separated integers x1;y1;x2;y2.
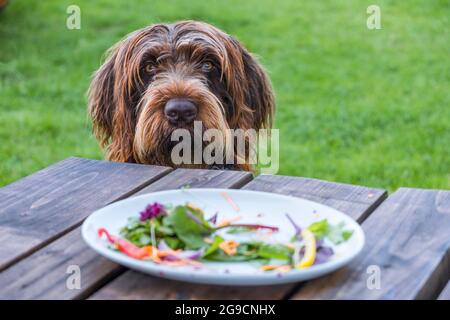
82;188;364;286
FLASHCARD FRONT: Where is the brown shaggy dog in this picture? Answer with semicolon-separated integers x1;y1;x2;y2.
88;20;274;170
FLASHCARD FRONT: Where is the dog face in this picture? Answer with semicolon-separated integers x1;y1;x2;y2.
88;20;274;169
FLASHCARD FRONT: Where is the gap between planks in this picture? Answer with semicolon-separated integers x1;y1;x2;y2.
0;158;173;272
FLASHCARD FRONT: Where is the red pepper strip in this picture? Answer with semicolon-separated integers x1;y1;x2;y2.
98;228;151;260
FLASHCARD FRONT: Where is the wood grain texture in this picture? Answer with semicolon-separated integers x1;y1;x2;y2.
0;168;252;299
292;188;450;300
134;168;253;195
0;157;171;271
438;281;450;300
89;174;387;300
90;270;292;300
0;227;120;299
243;174;387;222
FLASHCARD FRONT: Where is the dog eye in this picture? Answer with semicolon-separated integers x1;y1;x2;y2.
145;64;156;74
144;64;157;81
201;62;214;73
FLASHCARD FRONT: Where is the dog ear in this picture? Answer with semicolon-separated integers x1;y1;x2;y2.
241;49;275;129
88;39;137;162
88;46;117;150
224;37;275;130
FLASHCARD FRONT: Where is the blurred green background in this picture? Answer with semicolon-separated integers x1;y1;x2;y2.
0;0;449;191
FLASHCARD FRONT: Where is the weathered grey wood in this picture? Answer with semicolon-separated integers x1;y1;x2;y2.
89;270;290;300
0;227;120;299
89;174;387;300
0;168;252;299
243;175;387;222
438;281;450;300
292;188;450;300
0;157;171;271
135;168;253;195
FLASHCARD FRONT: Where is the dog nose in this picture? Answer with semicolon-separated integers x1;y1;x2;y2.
164;99;197;125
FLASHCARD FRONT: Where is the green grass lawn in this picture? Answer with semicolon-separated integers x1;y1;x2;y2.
0;0;449;191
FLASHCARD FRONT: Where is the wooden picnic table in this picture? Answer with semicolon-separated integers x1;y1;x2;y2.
0;157;448;300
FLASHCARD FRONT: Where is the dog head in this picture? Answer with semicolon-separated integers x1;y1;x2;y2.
88;20;274;169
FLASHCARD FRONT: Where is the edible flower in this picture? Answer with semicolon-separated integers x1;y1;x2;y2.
139;202;165;221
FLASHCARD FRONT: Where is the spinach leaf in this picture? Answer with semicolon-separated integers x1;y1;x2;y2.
307;219;329;238
257;244;292;261
202;241;261;262
203;251;259;262
164;205;212;249
138;234;152;246
157;225;175;237
202;235;224;257
163;237;183;249
125;217;140;230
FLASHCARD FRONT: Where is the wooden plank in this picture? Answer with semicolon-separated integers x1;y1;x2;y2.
134;168;253;195
89;270;289;300
243;174;387;221
89;174;387;300
0;227;119;299
0;157;171;271
292;188;450;300
0;168;252;299
438;281;450;300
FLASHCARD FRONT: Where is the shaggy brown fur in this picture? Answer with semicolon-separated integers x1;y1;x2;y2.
88;20;274;170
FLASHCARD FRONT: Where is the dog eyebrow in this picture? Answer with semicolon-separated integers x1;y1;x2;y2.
174;39;222;65
156;52;172;63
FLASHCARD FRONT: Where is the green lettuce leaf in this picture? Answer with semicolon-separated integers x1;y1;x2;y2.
202;235;224;257
202;241;262;262
327;222;354;244
163;205;212;249
257;244;292;261
307;219;354;244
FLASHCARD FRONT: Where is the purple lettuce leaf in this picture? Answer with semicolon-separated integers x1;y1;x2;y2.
158;239;203;261
313;245;334;265
285;213;302;238
208;212;218;225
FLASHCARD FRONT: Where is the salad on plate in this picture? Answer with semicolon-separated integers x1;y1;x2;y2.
97;193;354;273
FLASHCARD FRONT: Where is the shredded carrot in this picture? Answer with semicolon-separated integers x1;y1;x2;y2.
216;216;241;228
141;246;200;266
219;240;239;256
260;265;277;271
221;192;240;212
277;265;291;272
157;250;180;258
260;265;291;272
